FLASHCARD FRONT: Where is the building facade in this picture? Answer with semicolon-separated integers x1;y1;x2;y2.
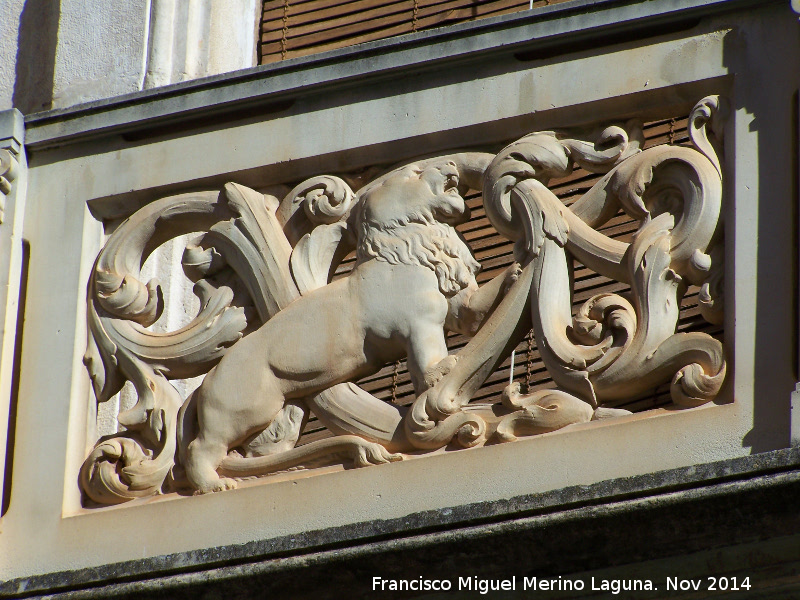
1;0;799;597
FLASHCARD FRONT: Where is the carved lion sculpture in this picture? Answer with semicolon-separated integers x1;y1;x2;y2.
180;159;517;493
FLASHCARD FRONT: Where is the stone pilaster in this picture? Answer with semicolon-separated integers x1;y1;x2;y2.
0;108;26;506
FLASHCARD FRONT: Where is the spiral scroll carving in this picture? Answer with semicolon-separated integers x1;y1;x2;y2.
81;97;728;503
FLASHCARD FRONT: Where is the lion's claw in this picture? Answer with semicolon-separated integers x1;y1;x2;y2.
193;477;238;495
423;355;459;389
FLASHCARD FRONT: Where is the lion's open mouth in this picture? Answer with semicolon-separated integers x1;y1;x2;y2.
444;172;460;195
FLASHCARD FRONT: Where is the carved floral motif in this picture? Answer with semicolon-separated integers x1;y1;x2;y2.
81;96;727;503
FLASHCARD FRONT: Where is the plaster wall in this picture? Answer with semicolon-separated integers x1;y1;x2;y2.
51;0;151;109
0;0;61;114
0;0;798;586
0;0;259;113
144;0;260;89
0;0;25;111
207;0;260;79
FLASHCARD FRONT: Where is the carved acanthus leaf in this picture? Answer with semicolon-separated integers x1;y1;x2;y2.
207;182;299;321
496;385;595;442
83;183;302;502
278;175;355;246
290;222;350;295
689;95;728;178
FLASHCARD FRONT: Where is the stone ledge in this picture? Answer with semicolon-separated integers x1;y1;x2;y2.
22;0;779;149
3;447;799;599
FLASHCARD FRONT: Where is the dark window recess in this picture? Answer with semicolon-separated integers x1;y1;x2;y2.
259;0;571;63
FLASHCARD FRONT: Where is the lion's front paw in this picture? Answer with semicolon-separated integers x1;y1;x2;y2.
353;441;404;468
193;477;238;495
423;355;459;390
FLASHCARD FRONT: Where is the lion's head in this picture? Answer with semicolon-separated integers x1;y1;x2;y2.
352;160;481;297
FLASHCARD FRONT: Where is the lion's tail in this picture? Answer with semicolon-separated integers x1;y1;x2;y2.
218;435;402;477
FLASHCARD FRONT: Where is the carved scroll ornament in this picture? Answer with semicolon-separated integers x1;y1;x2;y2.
81;97;727;502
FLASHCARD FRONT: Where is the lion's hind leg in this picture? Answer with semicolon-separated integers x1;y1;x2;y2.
186;433;239;494
177;386;238;494
218;435;402;478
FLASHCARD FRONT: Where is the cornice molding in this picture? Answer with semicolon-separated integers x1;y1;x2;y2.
4;447;799;599
23;0;779;150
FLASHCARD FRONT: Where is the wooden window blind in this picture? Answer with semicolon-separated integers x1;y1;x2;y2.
294;115;723;447
260;0;572;63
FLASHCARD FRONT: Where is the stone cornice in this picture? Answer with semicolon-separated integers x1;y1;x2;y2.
23;0;780;150
3;447;799;598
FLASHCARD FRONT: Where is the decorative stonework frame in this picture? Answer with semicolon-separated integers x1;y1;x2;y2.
2;0;799;588
77;97;727;502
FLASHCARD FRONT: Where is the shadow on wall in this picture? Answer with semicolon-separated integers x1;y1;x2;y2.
12;0;60;114
725;4;800;452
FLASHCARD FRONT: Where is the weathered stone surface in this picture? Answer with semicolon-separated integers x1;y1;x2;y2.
79;96;725;500
3;448;800;598
21;0;775;149
1;0;798;591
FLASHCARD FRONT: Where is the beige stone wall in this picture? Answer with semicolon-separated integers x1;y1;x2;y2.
0;0;798;585
0;0;260;113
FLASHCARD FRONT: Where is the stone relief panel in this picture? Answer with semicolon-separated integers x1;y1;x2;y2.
0;148;19;223
80;96;727;503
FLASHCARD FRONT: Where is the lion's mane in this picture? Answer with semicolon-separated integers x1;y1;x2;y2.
356;211;480;297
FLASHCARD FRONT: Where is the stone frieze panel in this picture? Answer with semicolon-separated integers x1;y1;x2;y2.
80;96;727;503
